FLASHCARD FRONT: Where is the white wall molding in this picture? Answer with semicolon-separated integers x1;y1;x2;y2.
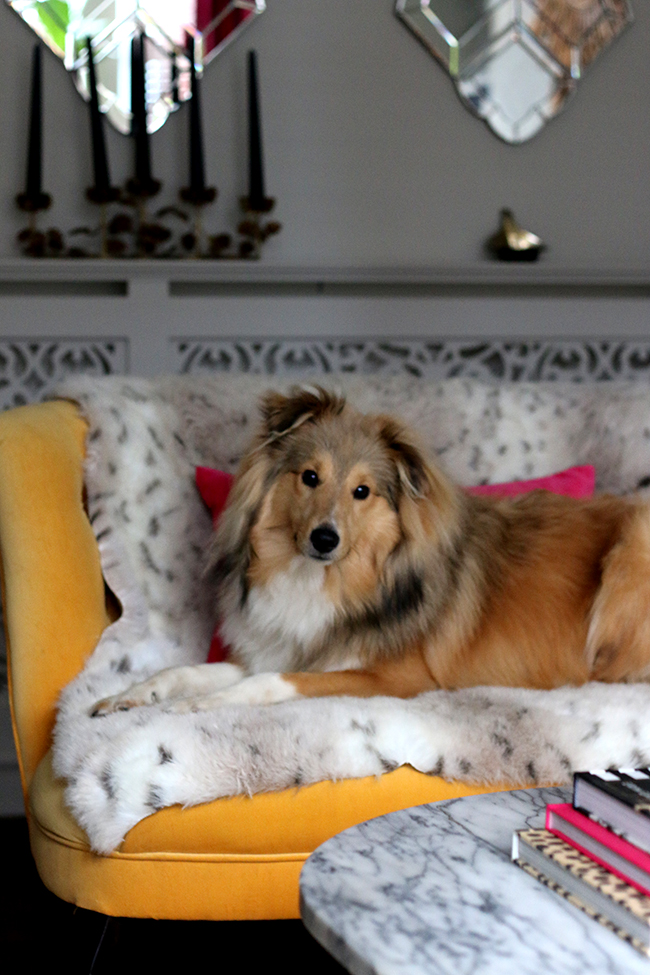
0;339;128;409
2;262;650;381
172;338;650;383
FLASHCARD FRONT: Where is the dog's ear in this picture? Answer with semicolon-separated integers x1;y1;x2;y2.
376;416;460;546
376;417;435;499
259;386;346;443
208;446;270;601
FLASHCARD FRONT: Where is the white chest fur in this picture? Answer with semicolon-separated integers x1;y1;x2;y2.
222;557;338;673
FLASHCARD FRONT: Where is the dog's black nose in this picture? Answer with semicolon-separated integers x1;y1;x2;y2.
310;525;340;555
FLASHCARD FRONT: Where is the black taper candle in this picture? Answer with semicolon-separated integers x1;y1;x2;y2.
86;37;111;199
188;38;205;195
17;43;51;212
26;44;42;200
180;39;215;207
171;53;179;106
247;49;266;211
130;32;154;192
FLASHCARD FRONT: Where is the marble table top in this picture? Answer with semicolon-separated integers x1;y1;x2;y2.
300;786;650;975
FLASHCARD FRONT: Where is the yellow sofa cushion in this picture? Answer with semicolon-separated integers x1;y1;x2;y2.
30;749;512;919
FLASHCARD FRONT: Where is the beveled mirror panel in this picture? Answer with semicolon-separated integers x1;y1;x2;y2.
8;0;265;133
396;0;633;143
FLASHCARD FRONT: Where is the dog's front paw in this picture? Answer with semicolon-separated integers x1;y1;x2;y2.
91;693;145;717
90;684;162;717
162;697;205;714
163;673;299;711
90;663;247;717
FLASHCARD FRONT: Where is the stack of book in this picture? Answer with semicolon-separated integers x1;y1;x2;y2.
512;768;650;956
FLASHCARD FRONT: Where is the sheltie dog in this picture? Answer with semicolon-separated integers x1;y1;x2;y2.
92;386;650;717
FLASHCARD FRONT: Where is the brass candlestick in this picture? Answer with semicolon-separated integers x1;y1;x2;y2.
238;195;280;258
86;186;120;257
123;177;163;256
180;185;217;257
16;192;53;256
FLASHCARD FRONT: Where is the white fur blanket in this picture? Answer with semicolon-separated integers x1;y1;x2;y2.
52;375;650;854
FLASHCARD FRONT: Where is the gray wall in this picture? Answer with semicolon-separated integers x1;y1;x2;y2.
0;0;648;271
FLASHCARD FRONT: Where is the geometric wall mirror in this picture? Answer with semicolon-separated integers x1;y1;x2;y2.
7;0;265;133
395;0;633;143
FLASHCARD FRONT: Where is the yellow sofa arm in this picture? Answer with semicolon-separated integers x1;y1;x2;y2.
0;400;111;800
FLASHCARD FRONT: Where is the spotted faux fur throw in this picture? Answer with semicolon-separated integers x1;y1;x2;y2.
52;374;650;853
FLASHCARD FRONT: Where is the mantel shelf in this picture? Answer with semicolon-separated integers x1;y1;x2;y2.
0;259;649;292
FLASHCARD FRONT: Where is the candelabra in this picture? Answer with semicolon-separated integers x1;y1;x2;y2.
15;41;281;260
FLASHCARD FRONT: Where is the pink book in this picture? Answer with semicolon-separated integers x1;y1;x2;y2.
546;803;650;896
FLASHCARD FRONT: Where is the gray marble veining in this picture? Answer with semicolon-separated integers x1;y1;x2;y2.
300;787;650;975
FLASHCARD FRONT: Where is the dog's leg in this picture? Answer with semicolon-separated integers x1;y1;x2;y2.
90;662;245;716
166;652;438;712
586;504;650;682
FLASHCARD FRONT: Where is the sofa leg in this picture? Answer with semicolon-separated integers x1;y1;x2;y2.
88;915;112;974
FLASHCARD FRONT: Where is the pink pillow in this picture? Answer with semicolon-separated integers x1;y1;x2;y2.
195;463;595;662
196;467;234;662
466;465;595;499
195;466;234;525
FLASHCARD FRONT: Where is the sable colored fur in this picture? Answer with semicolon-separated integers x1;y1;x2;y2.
93;386;650;717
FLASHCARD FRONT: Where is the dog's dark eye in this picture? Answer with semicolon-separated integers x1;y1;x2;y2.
353;485;370;500
302;470;319;488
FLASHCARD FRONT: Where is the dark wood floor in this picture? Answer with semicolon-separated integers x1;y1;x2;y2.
1;817;348;974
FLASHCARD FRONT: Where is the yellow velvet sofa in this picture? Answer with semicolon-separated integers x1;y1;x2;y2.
1;398;510;920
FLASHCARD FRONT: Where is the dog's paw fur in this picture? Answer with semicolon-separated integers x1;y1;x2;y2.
162;673;299;712
90;662;246;717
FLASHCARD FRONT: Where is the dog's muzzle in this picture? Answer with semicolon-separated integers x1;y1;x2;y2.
309;524;340;558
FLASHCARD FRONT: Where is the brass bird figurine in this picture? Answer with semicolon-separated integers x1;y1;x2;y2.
486;209;545;261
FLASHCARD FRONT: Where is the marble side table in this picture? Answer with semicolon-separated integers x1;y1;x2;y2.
300;786;650;975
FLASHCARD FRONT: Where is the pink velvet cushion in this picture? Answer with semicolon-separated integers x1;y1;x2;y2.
195;466;234;522
466;465;595;499
195;464;595;662
196;467;234;662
